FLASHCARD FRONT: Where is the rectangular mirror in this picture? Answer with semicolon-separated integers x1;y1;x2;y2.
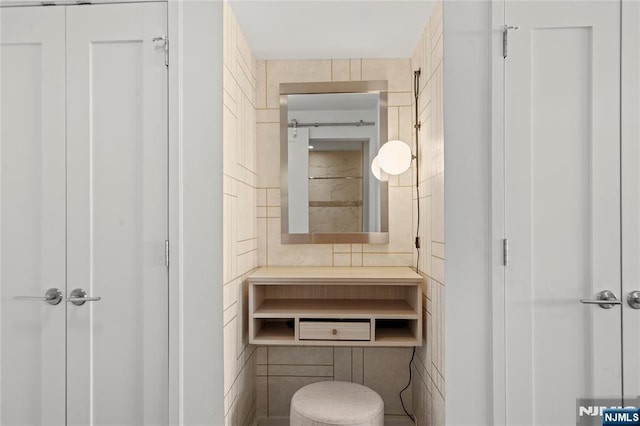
280;80;389;244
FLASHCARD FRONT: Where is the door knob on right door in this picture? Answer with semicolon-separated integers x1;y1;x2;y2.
66;288;101;306
627;291;640;309
580;290;622;309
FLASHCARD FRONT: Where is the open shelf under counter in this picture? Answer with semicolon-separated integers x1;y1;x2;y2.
248;266;423;347
254;299;418;319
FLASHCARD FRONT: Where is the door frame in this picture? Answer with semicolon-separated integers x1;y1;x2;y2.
490;0;506;424
167;2;226;425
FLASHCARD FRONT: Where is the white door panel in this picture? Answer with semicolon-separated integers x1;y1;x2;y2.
65;3;168;426
505;2;621;424
2;3;169;425
622;0;640;401
0;7;66;426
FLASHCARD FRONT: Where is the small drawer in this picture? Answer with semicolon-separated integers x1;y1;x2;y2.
299;320;371;341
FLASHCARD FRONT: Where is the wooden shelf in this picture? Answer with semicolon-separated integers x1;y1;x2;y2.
254;299;418;319
248;266;423;347
253;321;295;343
374;326;416;344
248;266;423;284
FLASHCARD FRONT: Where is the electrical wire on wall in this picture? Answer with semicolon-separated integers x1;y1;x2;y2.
399;68;422;422
413;68;422;272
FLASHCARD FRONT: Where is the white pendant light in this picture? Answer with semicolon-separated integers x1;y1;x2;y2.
378;140;412;175
371;155;388;181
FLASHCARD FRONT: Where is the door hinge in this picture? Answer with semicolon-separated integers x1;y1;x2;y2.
502;238;509;266
503;25;520;59
153;36;169;67
165;240;170;268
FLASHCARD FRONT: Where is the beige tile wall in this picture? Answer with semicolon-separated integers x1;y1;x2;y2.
256;346;415;423
256;58;415;268
223;3;259;425
411;1;445;425
255;58;419;423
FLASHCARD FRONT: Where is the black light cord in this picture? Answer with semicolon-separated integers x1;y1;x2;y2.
399;347;417;421
414;69;422;271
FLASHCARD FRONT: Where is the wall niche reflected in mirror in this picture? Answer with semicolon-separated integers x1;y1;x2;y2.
280;81;389;244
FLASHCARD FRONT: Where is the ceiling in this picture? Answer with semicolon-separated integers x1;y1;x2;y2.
228;0;435;60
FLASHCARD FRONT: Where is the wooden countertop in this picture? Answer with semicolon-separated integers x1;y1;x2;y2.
247;266;423;283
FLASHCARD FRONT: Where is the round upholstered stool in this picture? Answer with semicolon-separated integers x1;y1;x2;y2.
290;381;384;426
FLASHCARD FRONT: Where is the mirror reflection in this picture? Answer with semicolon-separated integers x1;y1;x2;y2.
280;81;389;244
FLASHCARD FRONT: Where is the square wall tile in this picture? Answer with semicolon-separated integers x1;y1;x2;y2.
237;182;256;242
224;318;238;395
352;348;364;384
388;92;412;107
363;186;413;254
223;106;238;178
422;26;432;86
268;346;333;365
363;348;413;415
333;244;351;253
256;123;280;188
266;218;333;266
266;60;332;108
362;59;412;92
268;377;329;417
350;59;362;81
256;188;267;207
334;348;352;381
362;253;412;267
256;60;267;109
412;370;426;426
257;217;267;266
257;108;279;124
398;106;412;148
268;364;332;377
267;188;281;206
333;253;351;267
431;172;444;243
432;388;444;426
256;376;268;417
432;242;444;259
388;107;399;141
332;59;350;81
267;207;280;218
257;346;268;364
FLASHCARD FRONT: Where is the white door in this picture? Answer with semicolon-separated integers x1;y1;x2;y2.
65;3;168;425
505;1;622;424
0;7;67;426
622;0;640;403
0;3;169;425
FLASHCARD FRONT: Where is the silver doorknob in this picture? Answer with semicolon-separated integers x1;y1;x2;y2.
66;288;101;306
580;290;622;309
628;291;640;309
15;288;63;305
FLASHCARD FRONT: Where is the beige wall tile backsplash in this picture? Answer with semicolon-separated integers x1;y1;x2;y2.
256;346;414;420
223;2;258;426
256;58;414;268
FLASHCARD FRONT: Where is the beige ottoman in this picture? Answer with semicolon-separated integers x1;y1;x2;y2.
290;381;384;426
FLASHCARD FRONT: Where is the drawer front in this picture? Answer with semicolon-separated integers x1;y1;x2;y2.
299;321;371;341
